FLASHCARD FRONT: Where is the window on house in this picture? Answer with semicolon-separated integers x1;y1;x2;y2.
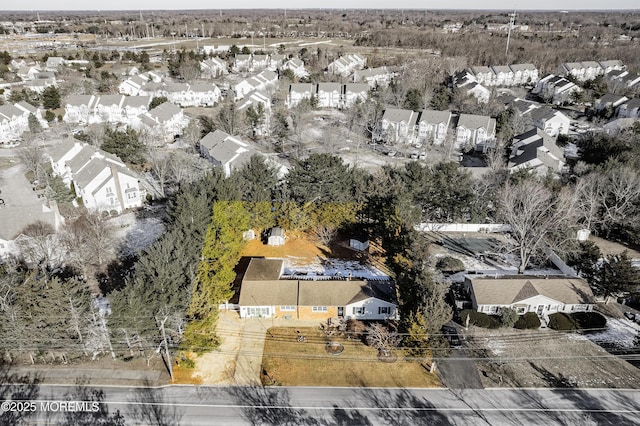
516;307;526;314
127;192;137;200
312;306;327;312
352;307;365;315
106;187;113;195
378;306;391;315
280;306;295;312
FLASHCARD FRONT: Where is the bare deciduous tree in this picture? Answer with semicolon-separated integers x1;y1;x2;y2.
498;179;578;273
16;221;62;268
366;323;401;355
62;213;115;271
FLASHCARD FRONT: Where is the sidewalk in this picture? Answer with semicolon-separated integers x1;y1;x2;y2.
7;367;162;386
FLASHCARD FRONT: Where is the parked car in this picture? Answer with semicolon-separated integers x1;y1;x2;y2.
624;311;636;321
387;150;397;157
418;152;427;160
442;325;462;347
410;152;419;159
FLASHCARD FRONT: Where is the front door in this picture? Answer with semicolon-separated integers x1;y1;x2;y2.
537;305;544;315
338;307;344;317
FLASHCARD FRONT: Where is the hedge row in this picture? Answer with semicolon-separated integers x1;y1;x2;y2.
459;310;500;329
548;312;607;331
514;312;541;329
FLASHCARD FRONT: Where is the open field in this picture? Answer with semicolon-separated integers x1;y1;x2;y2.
261;327;439;388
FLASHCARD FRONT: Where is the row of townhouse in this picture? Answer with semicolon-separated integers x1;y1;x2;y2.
500;96;570;137
327;53;367;77
508;127;566;176
236;89;272;136
350;66;396;88
604;69;640;93
48;140;143;214
375;108;496;151
532;74;583;105
469;63;539;87
117;70;167;96
119;78;222;107
595;94;640;119
232;53;288;73
234;70;279;100
135;102;189;143
64;95;151;125
557;60;624;82
286;83;369;109
0;101;48;142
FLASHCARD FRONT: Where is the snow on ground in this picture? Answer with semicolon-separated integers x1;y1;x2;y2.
578;317;640;348
110;209;166;257
282;257;389;280
486;338;506;355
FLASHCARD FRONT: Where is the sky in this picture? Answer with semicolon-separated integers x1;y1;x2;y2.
1;1;638;11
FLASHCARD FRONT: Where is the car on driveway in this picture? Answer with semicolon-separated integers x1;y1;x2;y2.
442;325;463;347
624;311;636;321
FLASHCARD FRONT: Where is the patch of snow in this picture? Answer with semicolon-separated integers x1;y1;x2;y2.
282;257;389;280
486;338;505;355
583;317;640;348
110;210;166;257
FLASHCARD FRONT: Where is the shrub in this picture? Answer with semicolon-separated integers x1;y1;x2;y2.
548;313;577;331
572;312;607;330
514;312;541;329
500;307;518;328
459;309;500;329
436;256;465;273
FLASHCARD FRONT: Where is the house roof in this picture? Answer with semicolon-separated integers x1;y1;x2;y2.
382;108;418;125
15;101;37;114
491;65;512;74
48;138;79;162
66;145;98;172
529;106;564;122
581;61;602;69
65;95;97;108
146;102;181;122
0;104;23;119
599;60;623;68
344;83;369;93
509;127;563;170
244;258;284;281
317;82;342;92
289;83;314;93
468;276;595;305
457;113;493;131
122;96;151;109
471;66;493;75
72;157;109;189
597;93;628;105
97;95;124;107
419;109;452;126
199;130;252;166
509;63;537;72
238;280;299;306
0;204;58;240
269;227;285;237
621;98;640;110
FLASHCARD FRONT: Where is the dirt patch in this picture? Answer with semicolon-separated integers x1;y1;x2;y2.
261;327;439;388
465;327;640;389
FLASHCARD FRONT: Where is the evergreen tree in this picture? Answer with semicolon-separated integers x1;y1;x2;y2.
41;86;61;110
27;113;42;133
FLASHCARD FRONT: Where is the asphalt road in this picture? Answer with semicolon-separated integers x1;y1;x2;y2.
1;384;638;425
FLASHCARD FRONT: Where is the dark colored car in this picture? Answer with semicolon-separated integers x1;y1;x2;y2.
442;325;462;347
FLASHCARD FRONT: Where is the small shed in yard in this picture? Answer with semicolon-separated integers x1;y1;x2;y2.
267;227;285;246
243;229;256;241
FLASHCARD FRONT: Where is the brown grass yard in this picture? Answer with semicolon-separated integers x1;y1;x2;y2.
261;327;440;388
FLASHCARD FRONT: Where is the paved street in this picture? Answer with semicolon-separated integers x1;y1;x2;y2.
1;383;638;425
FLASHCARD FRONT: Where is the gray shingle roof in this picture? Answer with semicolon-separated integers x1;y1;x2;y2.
419;109;452;126
469;276;594;305
457;113;492;130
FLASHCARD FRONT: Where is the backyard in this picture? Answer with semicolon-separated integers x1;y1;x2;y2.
261;327;440;388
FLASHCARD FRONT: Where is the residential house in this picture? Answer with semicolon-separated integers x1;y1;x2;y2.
595;93;629;114
232;54;253;73
349;234;370;252
557;61;604;81
121;96;151;120
287;83;314;108
138;71;163;83
581;61;604;81
252;54;270;71
533;75;582;105
237;90;272;136
465;82;491;104
118;75;147;96
238;258;398;320
163;82;222;107
598;60;625;75
24;76;57;94
376;108;419;144
269;54;286;71
465;275;595;319
0;104;29;142
491;65;515;86
455;114;496;151
470;66;495;86
14;101;48;129
417;109;452;145
136;102;187;143
509;63;539;85
16;64;41;81
45;56;65;72
234;70;278;100
199;130;253;177
508;128;565;175
281;58;309;79
94;95;126;123
316;83;342;108
616;98;640;119
63;95;100;124
529;107;570;136
327;54;366;76
201;57;228;78
48;140;143;213
343;83;369;108
605;70;640;92
351;66;393;88
0;203;64;260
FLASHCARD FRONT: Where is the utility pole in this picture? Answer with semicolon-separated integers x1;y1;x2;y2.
505;11;516;57
159;316;174;381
